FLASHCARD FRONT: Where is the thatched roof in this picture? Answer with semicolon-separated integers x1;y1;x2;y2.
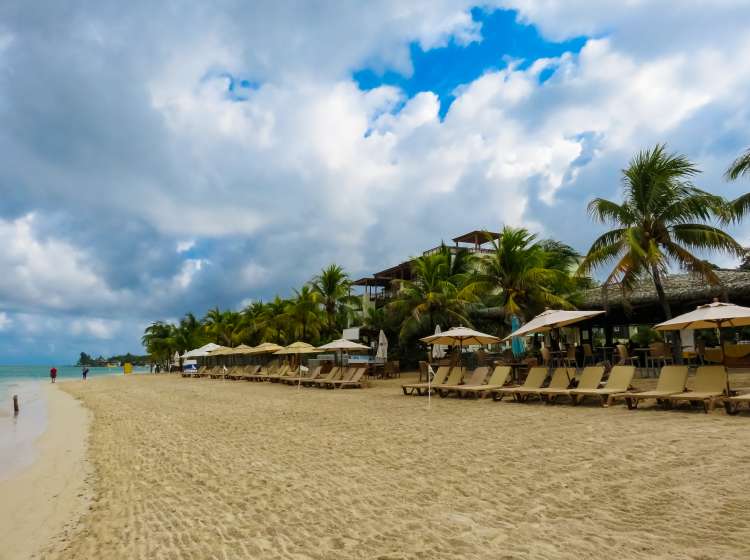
580;270;750;309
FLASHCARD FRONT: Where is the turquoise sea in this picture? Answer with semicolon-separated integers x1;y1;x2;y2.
0;365;148;480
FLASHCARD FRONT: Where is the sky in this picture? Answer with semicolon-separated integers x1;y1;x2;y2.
2;1;750;364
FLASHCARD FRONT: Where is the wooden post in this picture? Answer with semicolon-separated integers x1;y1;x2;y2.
13;394;19;415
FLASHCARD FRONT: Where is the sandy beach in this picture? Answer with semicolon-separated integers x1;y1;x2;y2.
0;384;90;560
11;373;750;559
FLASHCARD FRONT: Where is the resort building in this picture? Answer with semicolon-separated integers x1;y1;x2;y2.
353;230;499;310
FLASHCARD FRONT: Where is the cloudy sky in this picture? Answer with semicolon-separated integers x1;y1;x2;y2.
2;1;750;363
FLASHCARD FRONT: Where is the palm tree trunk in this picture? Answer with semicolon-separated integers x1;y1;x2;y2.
651;265;682;363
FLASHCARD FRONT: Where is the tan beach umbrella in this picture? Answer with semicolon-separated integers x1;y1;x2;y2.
274;342;318;355
654;300;750;331
316;339;370;351
421;326;500;346
249;342;285;354
655;300;750;366
502;309;605;340
231;344;255;354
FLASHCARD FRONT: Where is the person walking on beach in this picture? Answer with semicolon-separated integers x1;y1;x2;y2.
50;367;57;383
82;367;89;381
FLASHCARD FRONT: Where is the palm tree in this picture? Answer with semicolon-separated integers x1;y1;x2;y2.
476;227;581;322
203;307;240;347
283;286;323;342
580;144;744;355
141;321;177;367
723;148;750;223
388;249;479;341
311;264;358;337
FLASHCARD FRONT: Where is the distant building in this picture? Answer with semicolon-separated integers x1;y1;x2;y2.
353;230;499;310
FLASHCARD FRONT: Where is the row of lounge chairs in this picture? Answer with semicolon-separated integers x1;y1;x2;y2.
403;364;744;413
182;364;367;389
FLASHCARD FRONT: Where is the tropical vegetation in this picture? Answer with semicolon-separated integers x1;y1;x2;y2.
142;143;750;366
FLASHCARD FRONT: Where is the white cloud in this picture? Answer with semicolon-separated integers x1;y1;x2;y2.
0;312;11;331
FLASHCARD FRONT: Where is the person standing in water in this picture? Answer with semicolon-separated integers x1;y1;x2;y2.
50;367;57;383
82;367;89;381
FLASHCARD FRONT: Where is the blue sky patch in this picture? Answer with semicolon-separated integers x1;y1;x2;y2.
353;8;587;117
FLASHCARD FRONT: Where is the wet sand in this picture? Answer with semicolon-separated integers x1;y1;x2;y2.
0;384;90;560
39;372;750;559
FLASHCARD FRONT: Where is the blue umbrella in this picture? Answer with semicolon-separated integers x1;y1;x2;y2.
511;315;526;358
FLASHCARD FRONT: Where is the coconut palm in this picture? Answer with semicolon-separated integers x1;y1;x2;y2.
723;147;750;223
203;307;240;347
476;227;581;322
311;264;359;337
141;321;177;367
388;249;479;341
580;144;744;355
283;286;323;342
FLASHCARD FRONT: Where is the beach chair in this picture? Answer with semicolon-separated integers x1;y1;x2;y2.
518;367;574;402
240;365;261;380
489;367;548;402
266;364;292;382
608;365;688;410
536;366;604;404
452;366;513;398
320;367;359;389
401;366;451;396
569;365;635;406
723;392;750;415
329;367;367;389
281;366;321;385
664;366;728;413
306;367;342;387
437;367;488;398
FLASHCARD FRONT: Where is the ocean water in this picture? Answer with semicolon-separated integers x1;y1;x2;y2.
0;365;147;480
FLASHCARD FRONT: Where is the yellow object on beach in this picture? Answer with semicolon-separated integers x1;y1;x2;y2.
123;363;133;374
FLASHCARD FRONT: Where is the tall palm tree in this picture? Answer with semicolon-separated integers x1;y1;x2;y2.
283;286;323;342
580;144;744;355
723;147;750;223
203;307;240;347
476;227;581;322
311;264;358;337
141;321;177;367
388;249;479;341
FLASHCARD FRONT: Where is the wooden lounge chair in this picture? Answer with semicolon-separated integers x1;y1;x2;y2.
609;365;688;410
489;367;548;402
266;364;291;382
451;366;512;398
306;367;342;387
534;366;604;404
438;367;488;398
329;367;367;389
723;392;750;415
432;367;466;394
664;366;728;413
401;366;451;396
240;365;261;380
569;365;635;406
518;367;575;402
281;366;321;385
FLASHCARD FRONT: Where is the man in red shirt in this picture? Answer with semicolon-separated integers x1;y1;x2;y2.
50;367;57;383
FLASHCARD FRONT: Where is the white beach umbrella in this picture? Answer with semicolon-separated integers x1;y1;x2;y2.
317;339;370;351
182;342;222;359
431;325;446;359
502;309;605;340
375;330;388;361
655;300;750;366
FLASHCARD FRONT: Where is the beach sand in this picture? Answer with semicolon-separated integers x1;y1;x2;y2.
0;384;91;560
38;373;750;559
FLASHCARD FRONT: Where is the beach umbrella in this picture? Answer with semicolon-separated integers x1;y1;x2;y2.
316;339;370;351
510;316;526;358
375;330;388;361
249;342;285;354
273;342;319;388
182;342;223;359
655;299;750;366
502;309;605;340
431;325;446;360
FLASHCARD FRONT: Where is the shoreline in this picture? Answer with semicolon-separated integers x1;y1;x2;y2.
0;383;91;560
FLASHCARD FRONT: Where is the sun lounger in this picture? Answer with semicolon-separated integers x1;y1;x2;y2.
514;367;573;402
239;365;261;380
280;366;321;385
664;366;728;413
265;364;291;382
320;367;359;388
401;366;451;396
609;365;688;409
535;366;603;403
722;392;750;415
329;367;367;389
437;367;488;398
450;366;513;398
569;365;635;406
431;367;466;394
489;367;548;401
306;367;342;387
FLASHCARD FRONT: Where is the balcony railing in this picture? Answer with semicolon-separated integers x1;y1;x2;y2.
422;245;494;257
